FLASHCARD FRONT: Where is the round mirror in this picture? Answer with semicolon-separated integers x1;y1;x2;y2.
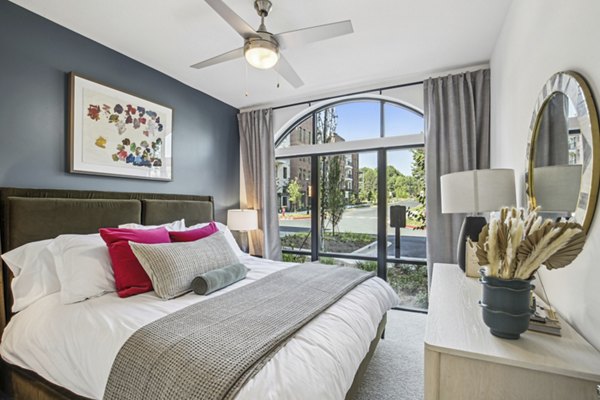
527;71;600;232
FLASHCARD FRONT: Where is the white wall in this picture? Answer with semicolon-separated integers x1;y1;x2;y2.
490;0;600;349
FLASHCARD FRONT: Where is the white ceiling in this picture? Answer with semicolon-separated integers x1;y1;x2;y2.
11;0;512;109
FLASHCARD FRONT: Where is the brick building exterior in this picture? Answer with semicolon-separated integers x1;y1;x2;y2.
276;117;359;211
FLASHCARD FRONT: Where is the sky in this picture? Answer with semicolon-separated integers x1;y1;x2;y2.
333;101;424;175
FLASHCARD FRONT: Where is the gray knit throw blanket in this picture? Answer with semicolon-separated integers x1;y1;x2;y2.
104;263;374;400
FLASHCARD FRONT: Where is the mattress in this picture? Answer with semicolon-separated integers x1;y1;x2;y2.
0;255;398;399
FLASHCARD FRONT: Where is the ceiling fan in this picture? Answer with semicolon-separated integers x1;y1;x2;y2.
191;0;353;88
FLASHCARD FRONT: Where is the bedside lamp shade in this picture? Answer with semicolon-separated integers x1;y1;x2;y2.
440;169;516;272
441;169;517;214
227;209;258;231
533;165;582;212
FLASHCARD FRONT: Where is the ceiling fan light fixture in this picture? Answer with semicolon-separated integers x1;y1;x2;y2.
244;37;279;69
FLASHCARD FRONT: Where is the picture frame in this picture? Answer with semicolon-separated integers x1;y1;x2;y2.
69;72;173;181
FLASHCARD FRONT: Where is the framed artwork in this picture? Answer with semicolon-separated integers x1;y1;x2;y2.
69;73;173;181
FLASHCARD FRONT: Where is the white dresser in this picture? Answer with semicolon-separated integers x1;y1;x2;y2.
424;263;600;400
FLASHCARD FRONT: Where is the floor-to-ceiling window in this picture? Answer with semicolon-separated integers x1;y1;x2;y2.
275;97;427;310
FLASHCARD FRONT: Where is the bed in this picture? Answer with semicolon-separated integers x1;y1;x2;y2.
0;187;398;400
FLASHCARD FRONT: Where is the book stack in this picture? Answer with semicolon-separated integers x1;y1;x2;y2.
528;299;561;336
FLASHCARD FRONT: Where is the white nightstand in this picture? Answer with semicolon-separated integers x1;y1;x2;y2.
424;263;600;400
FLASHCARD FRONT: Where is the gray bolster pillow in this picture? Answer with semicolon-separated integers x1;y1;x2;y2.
191;263;249;295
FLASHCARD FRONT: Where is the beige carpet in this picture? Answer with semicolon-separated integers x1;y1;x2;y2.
353;310;426;400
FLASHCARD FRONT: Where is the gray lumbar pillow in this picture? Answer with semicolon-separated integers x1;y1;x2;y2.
191;263;248;295
129;231;239;300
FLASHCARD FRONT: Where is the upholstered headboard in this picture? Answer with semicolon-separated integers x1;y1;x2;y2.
0;187;214;334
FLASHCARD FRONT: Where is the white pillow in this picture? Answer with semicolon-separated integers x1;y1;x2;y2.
118;219;186;231
1;239;60;312
186;222;243;257
48;234;115;304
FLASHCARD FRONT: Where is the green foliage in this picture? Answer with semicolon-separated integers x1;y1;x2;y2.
354;261;428;309
281;232;375;254
316;108;337;144
319;257;335;265
349;192;361;205
315;107;347;236
362;156;424;204
411;148;425;192
280;232;311;251
355;260;377;272
359;167;378;203
287;178;302;212
328;231;371;241
407;148;426;229
386;160;423;201
387;263;428;309
282;253;309;263
386;165;400;181
322;155;346;234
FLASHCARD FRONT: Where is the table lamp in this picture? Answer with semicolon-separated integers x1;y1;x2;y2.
227;209;258;253
440;169;516;271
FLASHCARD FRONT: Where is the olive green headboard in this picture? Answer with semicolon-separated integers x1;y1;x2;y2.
0;187;214;333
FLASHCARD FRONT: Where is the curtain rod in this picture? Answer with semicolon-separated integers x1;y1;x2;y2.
272;79;424;111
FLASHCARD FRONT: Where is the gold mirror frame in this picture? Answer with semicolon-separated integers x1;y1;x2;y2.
526;71;600;232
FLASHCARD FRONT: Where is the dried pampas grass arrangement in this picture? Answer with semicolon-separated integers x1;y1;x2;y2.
468;207;585;280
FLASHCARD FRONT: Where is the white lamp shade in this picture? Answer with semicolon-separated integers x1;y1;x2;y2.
227;209;258;231
533;165;582;212
440;169;516;214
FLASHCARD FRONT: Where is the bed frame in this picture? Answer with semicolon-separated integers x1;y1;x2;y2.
0;187;385;400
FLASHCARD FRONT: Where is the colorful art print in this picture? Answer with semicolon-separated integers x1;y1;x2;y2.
69;73;173;181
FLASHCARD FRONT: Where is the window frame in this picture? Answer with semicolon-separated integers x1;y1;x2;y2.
275;95;426;283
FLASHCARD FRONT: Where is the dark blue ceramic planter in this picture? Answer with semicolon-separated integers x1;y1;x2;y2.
479;269;534;339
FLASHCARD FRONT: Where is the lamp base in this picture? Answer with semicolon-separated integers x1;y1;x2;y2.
457;216;487;271
232;230;250;254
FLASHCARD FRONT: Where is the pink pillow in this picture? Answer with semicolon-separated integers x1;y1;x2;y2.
99;227;170;297
169;221;218;242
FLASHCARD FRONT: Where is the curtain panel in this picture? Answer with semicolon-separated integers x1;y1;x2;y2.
238;109;282;261
424;69;491;286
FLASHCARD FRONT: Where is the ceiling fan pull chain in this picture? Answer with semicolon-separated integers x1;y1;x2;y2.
244;61;249;97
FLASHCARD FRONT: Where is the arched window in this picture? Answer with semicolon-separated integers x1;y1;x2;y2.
274;95;428;310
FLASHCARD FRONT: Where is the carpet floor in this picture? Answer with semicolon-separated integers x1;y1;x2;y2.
353;310;426;400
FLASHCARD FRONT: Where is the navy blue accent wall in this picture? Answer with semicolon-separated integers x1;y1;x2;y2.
0;1;239;221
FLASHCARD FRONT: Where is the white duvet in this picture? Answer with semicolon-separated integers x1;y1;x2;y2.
0;256;398;399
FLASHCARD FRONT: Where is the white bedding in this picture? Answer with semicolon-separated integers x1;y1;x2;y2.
0;255;398;399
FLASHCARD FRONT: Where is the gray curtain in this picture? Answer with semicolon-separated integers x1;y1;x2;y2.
238;109;282;261
424;69;491;286
534;93;569;167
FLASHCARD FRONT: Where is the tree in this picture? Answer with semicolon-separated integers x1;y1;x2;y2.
324;155;346;234
316;108;337;144
316;107;347;236
386;165;401;200
360;167;378;204
287;178;302;212
411;148;425;193
407;148;426;229
393;175;410;199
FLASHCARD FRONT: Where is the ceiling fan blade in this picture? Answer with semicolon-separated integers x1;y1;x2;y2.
275;54;304;88
275;20;353;50
190;47;244;69
204;0;258;39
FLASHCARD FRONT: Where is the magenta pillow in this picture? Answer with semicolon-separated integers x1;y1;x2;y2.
169;221;218;242
99;227;171;298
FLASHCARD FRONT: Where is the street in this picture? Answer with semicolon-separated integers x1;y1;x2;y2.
279;203;427;259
